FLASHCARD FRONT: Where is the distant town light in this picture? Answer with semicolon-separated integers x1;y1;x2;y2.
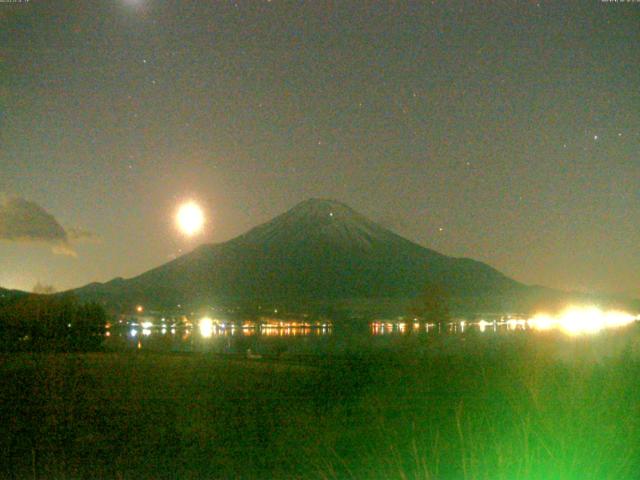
136;305;143;313
527;313;554;331
199;317;214;338
558;306;634;336
527;306;637;335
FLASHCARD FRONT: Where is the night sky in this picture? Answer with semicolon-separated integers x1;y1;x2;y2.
1;0;638;298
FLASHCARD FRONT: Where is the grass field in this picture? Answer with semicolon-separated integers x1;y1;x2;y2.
1;329;640;479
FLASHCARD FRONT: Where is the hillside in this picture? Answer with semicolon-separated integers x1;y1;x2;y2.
69;199;636;315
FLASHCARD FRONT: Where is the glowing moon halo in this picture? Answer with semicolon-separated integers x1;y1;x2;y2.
176;201;205;236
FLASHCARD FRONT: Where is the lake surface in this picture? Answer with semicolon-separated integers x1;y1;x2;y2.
104;317;640;360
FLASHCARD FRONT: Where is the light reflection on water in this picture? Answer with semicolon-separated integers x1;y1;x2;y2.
105;311;639;357
370;308;639;337
107;323;336;354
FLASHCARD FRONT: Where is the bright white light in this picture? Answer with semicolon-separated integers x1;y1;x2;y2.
527;313;555;331
606;310;639;328
176;201;205;236
527;306;637;336
141;321;153;329
199;317;214;338
558;306;606;335
130;328;138;337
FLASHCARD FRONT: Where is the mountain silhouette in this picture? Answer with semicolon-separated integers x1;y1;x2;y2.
71;199;531;313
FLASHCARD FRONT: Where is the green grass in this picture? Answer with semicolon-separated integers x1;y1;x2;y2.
1;329;639;479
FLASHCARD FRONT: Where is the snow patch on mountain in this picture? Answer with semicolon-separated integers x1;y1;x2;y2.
236;199;404;251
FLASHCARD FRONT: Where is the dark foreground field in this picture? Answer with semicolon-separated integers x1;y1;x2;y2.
2;330;640;479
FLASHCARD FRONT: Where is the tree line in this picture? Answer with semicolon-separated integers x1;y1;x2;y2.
0;294;107;352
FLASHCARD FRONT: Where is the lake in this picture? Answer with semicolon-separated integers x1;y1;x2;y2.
104;316;640;362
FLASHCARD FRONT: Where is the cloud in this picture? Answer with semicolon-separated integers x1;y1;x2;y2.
67;227;100;242
51;243;79;257
0;196;68;242
0;196;96;256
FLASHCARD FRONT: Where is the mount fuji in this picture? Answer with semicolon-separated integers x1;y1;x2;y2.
69;199;552;314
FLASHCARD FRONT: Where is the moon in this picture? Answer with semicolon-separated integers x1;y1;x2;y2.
176;201;205;236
